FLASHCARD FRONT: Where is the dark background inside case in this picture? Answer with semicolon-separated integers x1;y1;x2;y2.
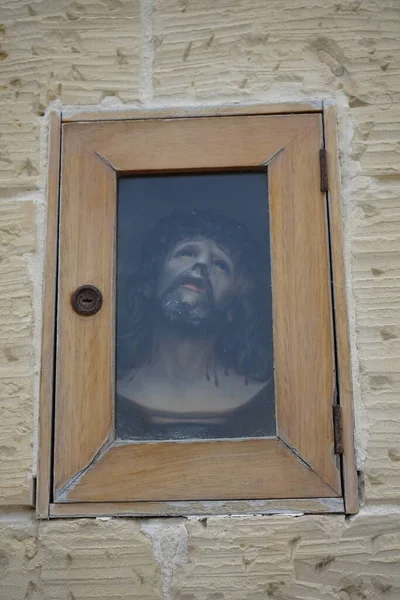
116;172;276;440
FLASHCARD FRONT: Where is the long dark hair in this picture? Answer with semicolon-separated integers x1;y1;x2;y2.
117;209;273;382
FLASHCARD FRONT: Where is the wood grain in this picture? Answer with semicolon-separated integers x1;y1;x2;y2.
60;439;339;502
54;114;318;497
62;101;323;123
37;111;61;518
54;112;342;505
55;129;116;492
65;114;319;174
50;497;344;518
269;114;341;494
324;105;358;513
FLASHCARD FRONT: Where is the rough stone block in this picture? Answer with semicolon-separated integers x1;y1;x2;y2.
0;515;38;600
2;513;400;600
172;513;400;599
152;0;399;104
350;103;400;500
0;0;141;192
0;517;162;600
0;201;36;505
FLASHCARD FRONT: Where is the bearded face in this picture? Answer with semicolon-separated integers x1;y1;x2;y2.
156;237;236;331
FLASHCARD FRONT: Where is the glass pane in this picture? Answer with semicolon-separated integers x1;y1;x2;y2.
116;172;275;440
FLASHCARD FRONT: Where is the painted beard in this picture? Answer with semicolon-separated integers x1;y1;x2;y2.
158;272;217;332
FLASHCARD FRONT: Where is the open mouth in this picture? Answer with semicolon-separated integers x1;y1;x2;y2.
181;282;206;294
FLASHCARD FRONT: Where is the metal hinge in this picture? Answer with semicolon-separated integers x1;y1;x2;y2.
30;475;37;508
320;148;329;192
333;405;343;455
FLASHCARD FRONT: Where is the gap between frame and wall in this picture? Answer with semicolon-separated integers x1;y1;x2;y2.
62;101;324;123
322;104;358;514
37;111;62;517
37;102;358;518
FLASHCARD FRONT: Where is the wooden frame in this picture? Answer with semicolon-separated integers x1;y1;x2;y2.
37;102;358;518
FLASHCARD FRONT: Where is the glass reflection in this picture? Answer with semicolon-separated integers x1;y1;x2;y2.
116;173;275;440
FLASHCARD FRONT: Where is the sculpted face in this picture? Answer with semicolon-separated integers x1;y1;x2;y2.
156;237;236;329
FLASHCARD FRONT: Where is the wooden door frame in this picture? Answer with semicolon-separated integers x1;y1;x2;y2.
37;103;358;518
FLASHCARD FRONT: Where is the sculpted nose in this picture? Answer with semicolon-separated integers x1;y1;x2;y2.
192;262;208;278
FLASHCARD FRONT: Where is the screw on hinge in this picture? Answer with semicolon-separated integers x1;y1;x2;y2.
320;148;329;192
333;405;343;455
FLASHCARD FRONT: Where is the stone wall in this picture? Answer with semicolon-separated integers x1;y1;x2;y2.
1;0;400;598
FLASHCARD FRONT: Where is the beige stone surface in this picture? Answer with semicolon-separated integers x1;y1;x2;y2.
172;512;400;600
0;201;36;505
0;514;39;600
152;0;399;104
350;107;400;501
1;512;400;600
0;0;140;194
0;516;162;600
